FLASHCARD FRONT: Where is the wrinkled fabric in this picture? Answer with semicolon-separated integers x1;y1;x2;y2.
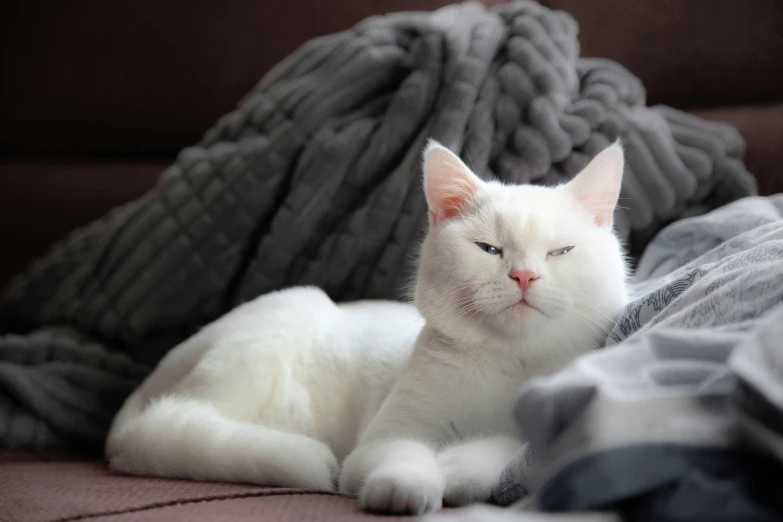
0;1;754;452
491;196;783;521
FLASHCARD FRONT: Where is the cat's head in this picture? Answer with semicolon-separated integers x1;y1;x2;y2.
414;140;629;348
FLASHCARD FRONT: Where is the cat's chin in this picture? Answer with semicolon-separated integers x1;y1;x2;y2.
506;299;546;318
482;304;549;339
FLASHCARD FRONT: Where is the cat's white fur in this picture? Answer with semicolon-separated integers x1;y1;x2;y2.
106;140;629;515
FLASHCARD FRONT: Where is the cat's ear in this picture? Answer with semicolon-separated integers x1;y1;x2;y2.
566;141;624;228
423;140;483;226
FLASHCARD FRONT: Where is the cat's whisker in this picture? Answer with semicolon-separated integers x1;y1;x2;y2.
571;307;618;328
569;292;624;323
397;318;426;336
569;309;609;337
429;283;478;305
569;289;621;306
571;297;619;317
459;297;495;322
428;290;468;306
436;295;479;316
426;291;472;310
436;298;483;321
568;302;615;332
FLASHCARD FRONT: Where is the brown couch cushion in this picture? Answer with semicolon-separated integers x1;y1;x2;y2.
0;455;417;522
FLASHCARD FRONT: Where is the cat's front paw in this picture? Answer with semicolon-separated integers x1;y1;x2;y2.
360;464;444;515
438;447;496;507
282;437;340;491
310;440;341;491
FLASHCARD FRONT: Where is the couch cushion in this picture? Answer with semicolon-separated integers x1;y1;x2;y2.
0;456;415;522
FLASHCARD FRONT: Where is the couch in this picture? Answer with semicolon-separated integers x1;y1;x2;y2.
1;1;782;520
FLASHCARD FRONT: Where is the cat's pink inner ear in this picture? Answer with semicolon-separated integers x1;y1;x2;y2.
423;140;482;225
568;141;625;228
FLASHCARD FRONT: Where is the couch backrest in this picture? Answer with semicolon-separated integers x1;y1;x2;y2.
2;0;781;157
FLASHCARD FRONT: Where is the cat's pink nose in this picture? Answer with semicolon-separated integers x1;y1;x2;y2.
510;270;538;292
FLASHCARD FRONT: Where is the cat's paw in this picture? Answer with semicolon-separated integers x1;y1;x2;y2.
313;442;341;490
360;463;444;515
284;438;340;491
438;447;496;507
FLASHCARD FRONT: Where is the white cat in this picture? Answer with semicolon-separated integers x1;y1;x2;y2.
106;140;629;515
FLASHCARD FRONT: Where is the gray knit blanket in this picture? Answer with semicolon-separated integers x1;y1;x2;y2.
0;1;755;452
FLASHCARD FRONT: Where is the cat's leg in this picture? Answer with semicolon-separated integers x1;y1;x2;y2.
109;395;340;490
437;434;522;506
338;374;447;514
339;438;444;515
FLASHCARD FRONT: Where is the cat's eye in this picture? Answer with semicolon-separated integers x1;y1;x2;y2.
548;246;574;257
476;242;501;256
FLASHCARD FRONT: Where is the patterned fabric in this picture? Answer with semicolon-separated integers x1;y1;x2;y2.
491;195;783;522
0;1;755;451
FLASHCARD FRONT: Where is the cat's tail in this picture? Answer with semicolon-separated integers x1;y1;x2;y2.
106;396;339;490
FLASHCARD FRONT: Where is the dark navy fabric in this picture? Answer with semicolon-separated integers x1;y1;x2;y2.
540;445;783;522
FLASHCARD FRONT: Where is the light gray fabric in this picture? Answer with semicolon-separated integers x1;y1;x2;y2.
728;304;783;463
491;195;783;515
0;1;755;451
